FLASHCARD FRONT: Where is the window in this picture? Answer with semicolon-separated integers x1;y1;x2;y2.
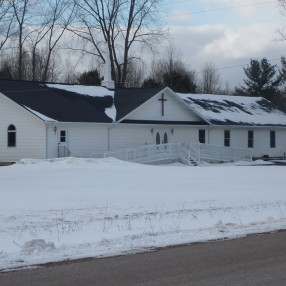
224;130;230;147
199;129;206;144
7;125;16;147
60;130;66;143
163;132;168;144
248;130;254;148
156;132;160;145
270;131;276;148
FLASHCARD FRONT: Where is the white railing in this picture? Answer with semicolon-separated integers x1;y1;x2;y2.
184;143;252;163
179;145;192;165
182;143;201;164
91;143;193;165
91;143;252;165
58;146;71;157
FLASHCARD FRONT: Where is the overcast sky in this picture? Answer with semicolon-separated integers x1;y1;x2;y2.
160;0;286;88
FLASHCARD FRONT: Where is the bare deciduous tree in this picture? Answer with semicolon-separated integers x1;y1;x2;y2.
143;45;198;93
72;0;167;86
199;62;221;94
124;60;145;87
6;0;75;82
0;0;16;51
40;0;76;82
9;0;31;79
278;0;286;40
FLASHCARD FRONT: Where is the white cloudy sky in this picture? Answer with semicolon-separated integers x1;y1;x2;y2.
160;0;286;88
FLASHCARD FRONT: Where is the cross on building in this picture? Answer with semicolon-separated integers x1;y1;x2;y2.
158;93;167;116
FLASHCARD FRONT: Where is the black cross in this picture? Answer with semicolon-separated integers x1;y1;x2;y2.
158;93;167;116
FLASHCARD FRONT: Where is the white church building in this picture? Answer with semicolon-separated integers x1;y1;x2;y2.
1;77;286;164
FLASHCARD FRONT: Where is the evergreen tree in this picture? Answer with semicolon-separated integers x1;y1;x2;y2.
142;78;161;88
141;70;197;93
0;61;14;80
141;45;197;93
78;70;101;86
235;58;284;100
162;70;197;93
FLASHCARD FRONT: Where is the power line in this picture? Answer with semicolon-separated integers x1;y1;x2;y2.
166;0;277;18
215;58;281;72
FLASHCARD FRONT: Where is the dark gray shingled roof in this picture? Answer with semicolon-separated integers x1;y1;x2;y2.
0;80;113;123
0;80;165;123
2;80;286;127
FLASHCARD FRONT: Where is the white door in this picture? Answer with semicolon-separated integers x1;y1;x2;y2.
58;129;68;157
154;129;170;145
58;129;68;147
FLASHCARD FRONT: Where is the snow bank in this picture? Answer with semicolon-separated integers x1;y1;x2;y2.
21;240;55;255
0;158;286;271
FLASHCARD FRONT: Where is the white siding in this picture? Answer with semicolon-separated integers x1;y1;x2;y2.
168;126;203;144
208;128;286;157
46;123;109;158
0;94;46;162
46;126;58;158
45;122;286;159
110;125;152;150
126;90;202;122
109;125;205;150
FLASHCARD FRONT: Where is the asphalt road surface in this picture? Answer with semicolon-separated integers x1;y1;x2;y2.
2;231;286;286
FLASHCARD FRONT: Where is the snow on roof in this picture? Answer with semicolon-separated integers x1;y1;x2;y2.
177;93;286;126
46;84;116;121
46;84;114;97
24;106;58;122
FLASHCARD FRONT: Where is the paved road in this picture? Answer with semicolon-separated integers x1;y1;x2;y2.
2;231;286;286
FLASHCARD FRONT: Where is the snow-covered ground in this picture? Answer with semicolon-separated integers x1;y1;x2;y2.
1;158;286;271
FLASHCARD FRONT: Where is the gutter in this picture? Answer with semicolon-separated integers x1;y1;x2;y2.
210;125;286;130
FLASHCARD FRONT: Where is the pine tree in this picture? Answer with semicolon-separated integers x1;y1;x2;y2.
162;70;197;93
142;78;161;88
235;58;284;100
78;70;101;86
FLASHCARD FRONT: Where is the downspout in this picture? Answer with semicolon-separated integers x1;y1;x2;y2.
45;123;48;159
108;123;116;151
45;122;49;159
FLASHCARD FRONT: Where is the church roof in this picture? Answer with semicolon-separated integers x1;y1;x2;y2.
1;79;286;127
177;93;286;126
0;80;164;123
0;80;113;123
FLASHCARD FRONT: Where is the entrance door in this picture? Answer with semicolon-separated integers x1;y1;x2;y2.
154;129;170;145
58;129;68;157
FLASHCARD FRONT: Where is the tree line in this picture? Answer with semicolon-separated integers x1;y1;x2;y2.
0;0;224;93
1;0;286;109
0;0;167;84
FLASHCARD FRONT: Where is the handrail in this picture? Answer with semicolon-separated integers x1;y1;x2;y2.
90;142;252;165
90;143;193;165
58;146;71;157
191;143;252;162
183;143;201;164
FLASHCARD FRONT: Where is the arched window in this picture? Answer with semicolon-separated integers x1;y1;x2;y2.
156;132;160;145
7;125;16;147
163;132;168;144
